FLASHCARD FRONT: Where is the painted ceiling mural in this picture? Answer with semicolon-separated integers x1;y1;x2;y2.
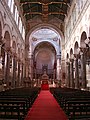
30;28;61;55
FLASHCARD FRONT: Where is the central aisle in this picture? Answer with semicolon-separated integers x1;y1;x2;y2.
25;90;68;120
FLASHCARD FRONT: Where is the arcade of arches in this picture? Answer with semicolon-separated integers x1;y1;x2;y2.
0;0;90;91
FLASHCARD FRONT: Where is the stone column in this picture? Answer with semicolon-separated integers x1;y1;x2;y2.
4;52;10;88
74;55;80;89
35;68;36;81
12;56;16;88
53;61;57;81
25;59;29;78
24;62;26;81
3;52;7;84
53;69;56;80
21;63;24;86
66;61;70;87
2;50;5;80
17;61;20;87
11;56;14;87
29;55;33;81
70;59;74;88
56;55;61;81
80;48;87;89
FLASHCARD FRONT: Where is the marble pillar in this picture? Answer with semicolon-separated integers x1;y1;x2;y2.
21;63;24;86
4;52;10;87
74;55;80;89
80;51;87;89
70;59;74;88
12;57;16;88
57;57;61;81
53;69;56;80
17;61;20;87
66;62;70;87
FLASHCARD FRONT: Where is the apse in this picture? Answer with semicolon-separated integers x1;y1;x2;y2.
34;42;56;70
29;27;61;80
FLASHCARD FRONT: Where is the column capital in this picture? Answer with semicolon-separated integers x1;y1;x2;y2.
56;55;61;59
66;61;70;65
14;52;17;57
85;37;90;47
17;59;21;63
74;54;80;59
6;47;11;52
69;58;74;62
79;47;88;54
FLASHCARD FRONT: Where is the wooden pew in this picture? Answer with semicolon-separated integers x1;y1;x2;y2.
50;88;90;119
0;87;40;119
0;93;38;109
0;97;30;110
0;100;26;119
66;100;90;119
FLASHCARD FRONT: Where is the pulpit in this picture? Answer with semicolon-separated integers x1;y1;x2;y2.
41;70;49;90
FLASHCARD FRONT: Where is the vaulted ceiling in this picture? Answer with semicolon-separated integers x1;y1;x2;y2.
20;0;72;22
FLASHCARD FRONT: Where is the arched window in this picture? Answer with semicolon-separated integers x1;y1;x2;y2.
19;17;22;33
13;3;15;17
12;41;16;53
81;0;83;9
72;5;76;27
8;0;14;13
74;41;79;55
8;0;12;8
22;26;25;40
11;0;14;13
16;11;19;25
77;0;80;14
15;5;17;22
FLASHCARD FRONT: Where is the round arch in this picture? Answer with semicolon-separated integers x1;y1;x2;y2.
26;23;64;46
66;53;69;60
4;31;11;48
33;40;59;56
12;35;17;49
26;23;65;82
80;31;87;48
70;48;74;59
33;41;56;58
33;41;57;70
74;41;80;55
18;47;20;57
2;24;12;46
12;41;16;53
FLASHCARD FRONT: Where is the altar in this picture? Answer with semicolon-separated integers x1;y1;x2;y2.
41;70;49;90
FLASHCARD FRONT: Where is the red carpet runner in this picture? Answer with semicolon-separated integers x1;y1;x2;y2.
25;90;68;120
41;84;49;90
